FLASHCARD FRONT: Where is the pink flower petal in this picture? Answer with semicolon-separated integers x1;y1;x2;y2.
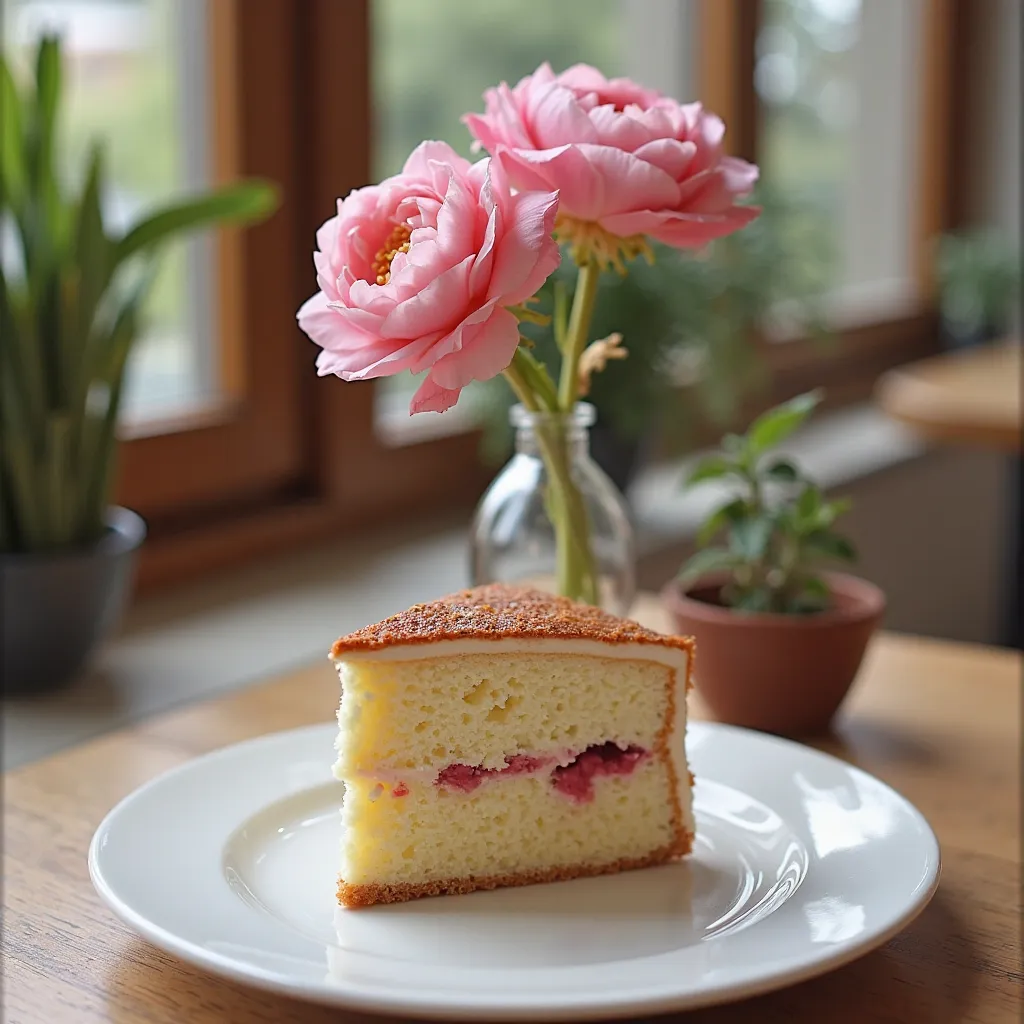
557;64;663;109
410;375;463;414
340;331;446;380
324;301;386;337
633;138;697;179
459;63;760;247
313;250;343;301
348;279;398;316
468;202;499;299
495;145;606;220
406;300;496;373
573;144;681;215
487;187;560;305
428;306;520;389
402;140;472;180
433;171;482;268
379;253;475;338
599;205;760;248
526;85;598;148
588;104;654;152
464;83;534;153
297;291;343;352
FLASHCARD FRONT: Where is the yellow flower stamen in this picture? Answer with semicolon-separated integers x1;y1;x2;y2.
554;214;653;273
371;222;412;285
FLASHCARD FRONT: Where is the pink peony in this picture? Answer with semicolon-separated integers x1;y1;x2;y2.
297;141;560;413
464;63;759;261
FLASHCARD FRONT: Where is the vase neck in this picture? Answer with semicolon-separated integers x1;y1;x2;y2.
511;404;594;460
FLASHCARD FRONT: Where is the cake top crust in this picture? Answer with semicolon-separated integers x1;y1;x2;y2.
330;584;694;658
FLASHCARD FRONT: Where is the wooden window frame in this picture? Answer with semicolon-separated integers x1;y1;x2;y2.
118;1;308;521
126;0;968;592
698;0;966;415
128;0;490;592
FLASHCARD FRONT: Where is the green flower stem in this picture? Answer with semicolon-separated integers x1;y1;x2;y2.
510;345;559;411
503;343;600;605
501;251;605;606
538;415;600;605
557;255;600;409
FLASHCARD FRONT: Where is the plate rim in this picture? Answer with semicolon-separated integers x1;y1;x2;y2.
88;721;941;1021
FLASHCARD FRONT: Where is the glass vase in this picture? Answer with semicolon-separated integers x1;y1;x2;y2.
469;403;636;616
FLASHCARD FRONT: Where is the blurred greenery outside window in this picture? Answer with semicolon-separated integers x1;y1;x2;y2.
2;0;213;422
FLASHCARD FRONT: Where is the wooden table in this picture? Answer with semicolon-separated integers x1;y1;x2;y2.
876;340;1021;451
3;598;1021;1023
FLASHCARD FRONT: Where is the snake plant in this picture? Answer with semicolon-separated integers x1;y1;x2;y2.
1;35;278;553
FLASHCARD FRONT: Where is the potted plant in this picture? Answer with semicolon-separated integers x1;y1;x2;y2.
1;36;278;696
661;391;884;736
935;230;1020;350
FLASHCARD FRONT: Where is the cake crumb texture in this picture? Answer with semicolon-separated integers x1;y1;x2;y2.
339;759;689;890
335;653;675;773
338;833;693;908
331;584;694;658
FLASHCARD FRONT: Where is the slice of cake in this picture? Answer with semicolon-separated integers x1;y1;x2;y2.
330;584;695;907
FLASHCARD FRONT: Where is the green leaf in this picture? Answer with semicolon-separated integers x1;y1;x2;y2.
794;483;822;525
77;261;158;535
47;413;71;541
729;514;773;561
30;35;67;263
115;180;279;265
731;588;773;613
746;389;823;456
790;486;852;535
800;575;832;601
818;496;852;527
34;35;61;165
786;574;832;614
0;369;47;548
0;57;26;209
677;546;740;588
696;497;747;547
802;529;857;562
763;457;800;481
74;142;110;329
684;455;737;488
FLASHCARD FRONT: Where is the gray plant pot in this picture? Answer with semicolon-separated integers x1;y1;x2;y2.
1;506;146;697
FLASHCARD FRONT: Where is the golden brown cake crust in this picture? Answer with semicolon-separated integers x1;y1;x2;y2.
337;831;694;908
331;584;695;659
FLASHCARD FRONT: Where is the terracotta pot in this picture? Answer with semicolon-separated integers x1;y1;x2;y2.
661;571;885;737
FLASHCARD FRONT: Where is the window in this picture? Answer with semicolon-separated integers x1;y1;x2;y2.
757;0;923;324
3;0;959;589
698;0;956;407
4;0;320;586
5;0;216;420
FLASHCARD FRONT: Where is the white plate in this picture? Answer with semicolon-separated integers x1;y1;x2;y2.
89;722;939;1021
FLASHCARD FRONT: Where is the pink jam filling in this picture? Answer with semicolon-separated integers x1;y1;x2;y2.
433;744;647;802
435;754;551;793
550;743;648;803
392;781;409;798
